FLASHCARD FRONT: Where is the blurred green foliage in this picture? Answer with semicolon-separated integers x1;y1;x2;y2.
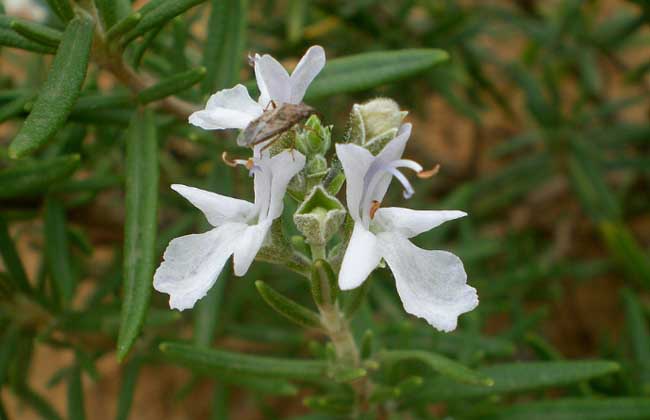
0;0;649;419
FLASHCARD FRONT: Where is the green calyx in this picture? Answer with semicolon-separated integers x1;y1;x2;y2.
346;98;408;154
294;186;346;246
296;114;332;156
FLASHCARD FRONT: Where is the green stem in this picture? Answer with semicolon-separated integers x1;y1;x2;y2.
309;250;368;415
87;4;198;120
310;244;326;261
318;302;359;366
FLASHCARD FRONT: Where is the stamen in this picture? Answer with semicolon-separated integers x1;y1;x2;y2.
360;157;434;225
369;200;381;219
222;152;238;167
417;164;440;179
222;152;258;174
386;166;414;199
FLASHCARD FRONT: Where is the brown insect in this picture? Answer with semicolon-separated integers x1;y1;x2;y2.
237;102;316;148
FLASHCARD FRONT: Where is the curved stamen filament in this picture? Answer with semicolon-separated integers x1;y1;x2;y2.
417;164;440;179
222;152;260;175
360;157;435;226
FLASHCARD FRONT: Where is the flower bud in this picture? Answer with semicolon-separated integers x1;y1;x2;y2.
294;186;346;246
347;98;408;154
296;115;331;156
306;154;328;180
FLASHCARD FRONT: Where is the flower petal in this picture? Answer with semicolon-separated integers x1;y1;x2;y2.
205;84;262;114
374;208;467;238
377;123;412;162
171;184;254;226
289;45;326;103
255;54;291;105
335;143;374;222
189;85;263;130
338;223;382;290
378;232;478;332
188;109;255;130
257;149;306;221
232;221;272;276
366;123;413;203
153;224;245;310
253;54;271;107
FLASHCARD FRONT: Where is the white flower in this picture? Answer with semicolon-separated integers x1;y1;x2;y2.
189;45;326;131
335;124;478;332
153;149;306;310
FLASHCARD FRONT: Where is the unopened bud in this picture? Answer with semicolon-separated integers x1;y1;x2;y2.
347;98;408;153
296;115;331;156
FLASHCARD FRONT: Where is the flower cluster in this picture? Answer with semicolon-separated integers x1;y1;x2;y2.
154;46;478;331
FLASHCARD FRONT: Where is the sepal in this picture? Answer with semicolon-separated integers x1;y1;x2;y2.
293;186;346;246
346;98;407;153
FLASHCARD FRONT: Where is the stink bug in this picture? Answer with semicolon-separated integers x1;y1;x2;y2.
237;102;316;148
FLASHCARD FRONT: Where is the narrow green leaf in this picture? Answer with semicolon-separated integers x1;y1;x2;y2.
507;63;559;127
106;13;142;42
129;24;164;69
255;280;322;328
9;16;95;158
0;155;80;199
286;0;306;43
193;274;227;347
568;150;620;222
67;366;85;420
10;19;62;47
116;356;142;420
43;0;74;22
360;330;373;359
201;0;248;93
117;109;159;361
67;226;93;255
342;280;369;319
408;360;620;402
622;288;650;394
73;93;133;112
311;259;337;307
577;48;602;98
487;398;650;420
160;341;329;380
303;393;354;414
137;67;206;104
0;324;20;386
14;385;63;420
0;396;7;420
123;0;208;45
95;0;132;31
211;372;298;395
304;49;449;100
0;91;34;123
0;216;30;293
429;330;516;358
210;383;228;420
70;109;134;126
0;27;56;53
599;221;650;289
378;350;493;386
44;197;75;306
